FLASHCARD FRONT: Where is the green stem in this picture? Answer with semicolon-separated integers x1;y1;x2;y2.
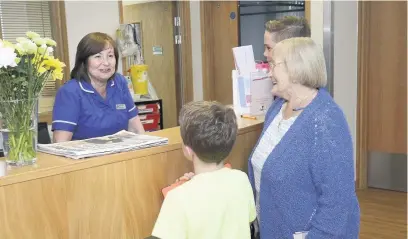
1;98;37;165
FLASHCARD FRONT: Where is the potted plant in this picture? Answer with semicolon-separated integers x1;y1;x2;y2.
0;31;65;166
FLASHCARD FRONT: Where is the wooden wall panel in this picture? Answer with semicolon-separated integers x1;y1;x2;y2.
0;175;68;238
366;1;407;154
179;1;194;104
226;128;261;173
121;150;192;237
200;1;215;101
50;1;70;85
357;1;370;189
305;0;311;26
201;1;239;104
123;2;178;128
65;162;127;238
212;1;238;105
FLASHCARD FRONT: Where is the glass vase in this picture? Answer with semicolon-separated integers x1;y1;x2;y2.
0;98;38;166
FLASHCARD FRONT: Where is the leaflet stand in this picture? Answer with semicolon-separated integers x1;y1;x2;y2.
232;70;273;116
232;45;273;116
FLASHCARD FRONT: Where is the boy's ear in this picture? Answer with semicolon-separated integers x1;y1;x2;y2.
184;145;193;157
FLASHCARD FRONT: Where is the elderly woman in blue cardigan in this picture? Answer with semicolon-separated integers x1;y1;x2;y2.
249;37;360;239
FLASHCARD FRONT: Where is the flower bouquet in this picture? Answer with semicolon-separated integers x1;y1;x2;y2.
0;31;65;166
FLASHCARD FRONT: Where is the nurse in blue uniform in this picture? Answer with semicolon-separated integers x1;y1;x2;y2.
52;32;145;142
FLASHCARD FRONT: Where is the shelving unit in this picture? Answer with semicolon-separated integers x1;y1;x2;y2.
134;98;163;132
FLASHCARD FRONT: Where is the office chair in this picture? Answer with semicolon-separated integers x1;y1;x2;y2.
37;122;51;144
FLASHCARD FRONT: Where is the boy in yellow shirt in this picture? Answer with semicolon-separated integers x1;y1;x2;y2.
151;101;256;239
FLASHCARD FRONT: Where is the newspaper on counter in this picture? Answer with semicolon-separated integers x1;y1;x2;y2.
38;130;168;160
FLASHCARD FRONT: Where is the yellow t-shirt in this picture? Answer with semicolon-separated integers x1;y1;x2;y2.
152;167;256;239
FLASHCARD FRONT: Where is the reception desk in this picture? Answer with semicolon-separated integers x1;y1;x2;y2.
0;117;263;239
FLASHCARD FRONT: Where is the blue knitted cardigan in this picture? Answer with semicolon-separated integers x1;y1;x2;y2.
248;89;360;239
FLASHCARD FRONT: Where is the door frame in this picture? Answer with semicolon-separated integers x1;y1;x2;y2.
118;0;194;108
200;1;216;101
356;1;369;189
176;1;194;104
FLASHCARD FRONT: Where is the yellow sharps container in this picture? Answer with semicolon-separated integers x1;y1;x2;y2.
129;64;149;95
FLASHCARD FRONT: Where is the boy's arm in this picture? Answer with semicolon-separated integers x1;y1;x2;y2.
152;191;186;239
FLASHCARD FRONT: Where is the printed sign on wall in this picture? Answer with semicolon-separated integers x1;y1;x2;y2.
153;46;163;55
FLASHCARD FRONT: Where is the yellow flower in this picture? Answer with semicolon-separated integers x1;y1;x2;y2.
43;56;65;69
26;31;40;39
32;37;46;46
43;56;65;80
31;53;42;65
38;66;48;75
32;58;48;75
44;38;57;47
15;57;21;65
52;69;64;81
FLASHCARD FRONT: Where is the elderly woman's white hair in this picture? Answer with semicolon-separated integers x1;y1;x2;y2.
271;37;327;89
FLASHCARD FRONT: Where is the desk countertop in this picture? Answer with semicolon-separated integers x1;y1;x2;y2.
0;115;264;187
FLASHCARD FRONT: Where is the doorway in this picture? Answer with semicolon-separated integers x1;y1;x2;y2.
119;1;193;129
357;1;407;191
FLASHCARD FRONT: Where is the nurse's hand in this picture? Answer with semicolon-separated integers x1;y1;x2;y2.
128;115;145;134
53;130;73;143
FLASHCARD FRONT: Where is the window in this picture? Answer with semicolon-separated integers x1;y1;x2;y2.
0;1;69;97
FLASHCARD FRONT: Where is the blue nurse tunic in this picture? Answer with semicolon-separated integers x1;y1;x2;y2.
52;73;139;140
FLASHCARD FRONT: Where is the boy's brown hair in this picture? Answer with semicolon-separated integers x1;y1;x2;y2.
179;101;237;164
265;16;311;42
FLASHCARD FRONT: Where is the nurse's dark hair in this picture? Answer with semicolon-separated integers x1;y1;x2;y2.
265;16;311;42
70;32;119;82
179;101;237;165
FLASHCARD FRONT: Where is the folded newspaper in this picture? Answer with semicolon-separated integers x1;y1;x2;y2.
38;130;169;160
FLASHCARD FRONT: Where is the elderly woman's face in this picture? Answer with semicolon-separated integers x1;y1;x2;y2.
263;31;276;62
87;46;116;82
270;58;291;98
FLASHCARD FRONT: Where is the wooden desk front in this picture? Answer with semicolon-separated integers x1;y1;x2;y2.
0;117;264;239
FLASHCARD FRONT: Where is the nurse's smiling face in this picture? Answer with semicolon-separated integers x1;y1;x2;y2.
87;45;116;82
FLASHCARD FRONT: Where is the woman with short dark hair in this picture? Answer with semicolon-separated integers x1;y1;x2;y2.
263;16;311;62
52;32;144;142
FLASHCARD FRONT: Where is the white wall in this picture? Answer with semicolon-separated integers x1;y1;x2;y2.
332;1;358;175
65;1;122;74
310;1;358;176
310;1;324;47
190;1;203;101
